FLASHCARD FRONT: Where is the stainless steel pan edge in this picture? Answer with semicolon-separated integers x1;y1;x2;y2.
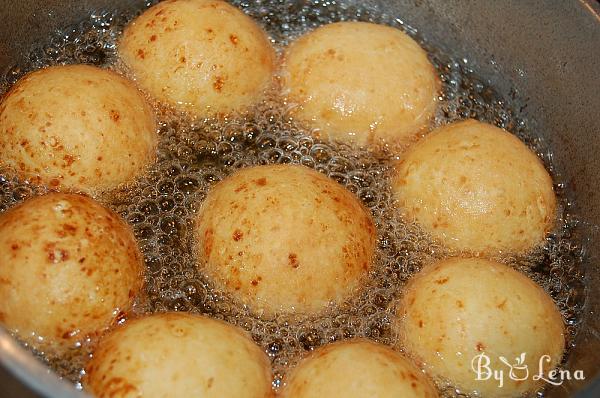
0;1;598;397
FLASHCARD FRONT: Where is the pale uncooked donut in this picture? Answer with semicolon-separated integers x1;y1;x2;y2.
280;339;439;398
84;312;272;398
194;164;376;316
392;119;556;255
0;64;157;193
283;21;440;147
0;193;143;354
119;0;276;117
393;257;565;397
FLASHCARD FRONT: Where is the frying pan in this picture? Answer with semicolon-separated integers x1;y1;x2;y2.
0;0;598;397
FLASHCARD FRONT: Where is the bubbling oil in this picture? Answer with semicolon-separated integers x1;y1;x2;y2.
0;0;586;396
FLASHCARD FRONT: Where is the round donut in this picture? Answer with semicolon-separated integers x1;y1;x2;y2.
392;119;556;255
282;21;440;147
281;339;439;398
119;0;276;117
0;64;157;193
194;164;376;316
0;193;143;354
393;257;565;397
84;312;272;398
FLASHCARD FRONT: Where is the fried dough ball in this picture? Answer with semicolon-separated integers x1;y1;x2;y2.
392;119;556;255
194;164;376;316
119;0;276;117
0;193;143;354
0;64;157;193
282;21;440;147
280;339;438;398
393;257;565;397
84;312;272;398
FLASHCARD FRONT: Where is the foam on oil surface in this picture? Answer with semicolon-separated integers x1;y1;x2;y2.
0;0;586;396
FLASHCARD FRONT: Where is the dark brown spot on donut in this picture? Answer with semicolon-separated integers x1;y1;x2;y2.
110;110;120;122
289;253;299;268
234;183;247;193
213;76;225;92
103;377;138;395
255;177;267;186
45;243;69;263
497;299;507;310
204;228;214;256
232;229;243;241
61;223;78;236
63;155;76;167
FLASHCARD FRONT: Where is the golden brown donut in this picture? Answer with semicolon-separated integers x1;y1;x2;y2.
393;257;565;397
0;64;157;193
283;21;440;147
119;0;276;117
0;193;143;354
281;339;438;398
194;164;376;316
392;119;556;255
84;313;273;398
